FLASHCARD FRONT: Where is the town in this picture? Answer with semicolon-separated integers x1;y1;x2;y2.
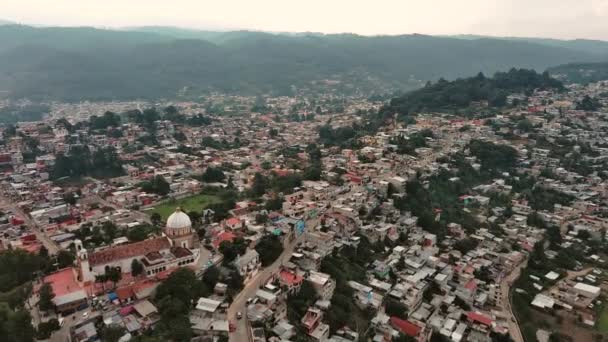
1;76;608;342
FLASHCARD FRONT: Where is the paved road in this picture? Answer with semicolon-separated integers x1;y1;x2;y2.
0;195;61;254
228;218;318;342
501;260;526;342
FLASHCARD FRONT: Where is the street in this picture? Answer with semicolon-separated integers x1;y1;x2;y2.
227;218;317;342
500;260;526;342
0;195;60;255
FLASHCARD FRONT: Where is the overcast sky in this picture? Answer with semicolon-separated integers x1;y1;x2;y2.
3;0;608;40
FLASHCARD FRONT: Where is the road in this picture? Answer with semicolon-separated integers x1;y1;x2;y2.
228;218;318;342
0;195;61;254
501;260;526;342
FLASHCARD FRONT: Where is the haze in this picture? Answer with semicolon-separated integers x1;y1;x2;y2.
3;0;608;40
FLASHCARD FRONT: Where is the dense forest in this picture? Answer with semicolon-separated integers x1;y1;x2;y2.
548;62;608;84
380;69;564;121
0;25;604;101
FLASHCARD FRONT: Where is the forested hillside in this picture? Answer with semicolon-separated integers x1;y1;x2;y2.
548;62;608;84
0;25;604;101
380;68;563;121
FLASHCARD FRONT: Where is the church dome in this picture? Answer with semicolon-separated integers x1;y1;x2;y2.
166;208;192;230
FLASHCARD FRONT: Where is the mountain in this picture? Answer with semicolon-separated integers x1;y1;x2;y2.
548;62;608;84
449;35;608;57
0;19;14;26
0;25;606;101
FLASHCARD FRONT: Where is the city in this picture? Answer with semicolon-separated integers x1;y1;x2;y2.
1;3;608;342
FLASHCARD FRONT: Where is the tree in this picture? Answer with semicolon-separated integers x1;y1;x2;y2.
36;319;60;340
141;175;171;196
151;213;162;226
202;265;220;289
385;298;408;319
0;303;35;342
219;241;239;264
250;173;269;198
56;250;75;268
127;225;150;242
201;167;225;183
255;235;284;266
100;324;126;342
453;238;478;254
269;128;278;138
255;213;268;224
38;283;55;312
131;259;144;277
576;95;601;111
105;267;122;289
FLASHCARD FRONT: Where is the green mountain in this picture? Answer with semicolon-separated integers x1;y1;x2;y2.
548;62;608;84
450;34;608;57
0;25;606;101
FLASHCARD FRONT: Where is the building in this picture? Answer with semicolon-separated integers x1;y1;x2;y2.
164;207;195;249
234;249;261;283
77;208;198;284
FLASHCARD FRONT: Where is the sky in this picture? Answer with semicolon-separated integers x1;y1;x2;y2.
3;0;608;40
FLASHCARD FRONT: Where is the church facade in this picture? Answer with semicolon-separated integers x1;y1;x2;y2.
77;208;198;284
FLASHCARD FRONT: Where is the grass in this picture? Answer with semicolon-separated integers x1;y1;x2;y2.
597;305;608;333
145;193;221;221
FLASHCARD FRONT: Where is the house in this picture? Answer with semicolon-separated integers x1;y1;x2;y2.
41;267;88;314
301;307;330;342
235;249;261;283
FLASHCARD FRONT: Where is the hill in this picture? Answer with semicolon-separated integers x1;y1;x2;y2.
548;62;608;84
380;68;563;122
0;25;605;101
450;35;608;57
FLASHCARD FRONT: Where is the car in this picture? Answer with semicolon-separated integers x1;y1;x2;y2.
236;312;243;319
82;312;88;318
229;322;236;332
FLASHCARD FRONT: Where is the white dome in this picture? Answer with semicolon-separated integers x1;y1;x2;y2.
166;208;192;230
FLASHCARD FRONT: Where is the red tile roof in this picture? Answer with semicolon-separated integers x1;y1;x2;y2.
115;286;135;300
390;317;422;337
225;217;241;226
213;231;236;248
279;270;303;286
43;267;83;297
89;237;171;267
467;311;494;326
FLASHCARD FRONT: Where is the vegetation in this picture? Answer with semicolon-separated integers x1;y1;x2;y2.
548;62;608;84
381;69;563;121
576;95;602;111
199;167;226;183
255;235;284;266
52;146;124;179
140;175;171;196
146;193;222;221
38;283;55;312
0;25;595;100
0;104;49;124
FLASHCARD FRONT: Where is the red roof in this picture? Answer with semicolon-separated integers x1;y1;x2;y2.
213;231;236;248
225;217;241;227
467;311;494;326
464;279;478;291
42;267;83;297
390;317;421;337
89;237;171;267
115;286;135;300
279;270;303;286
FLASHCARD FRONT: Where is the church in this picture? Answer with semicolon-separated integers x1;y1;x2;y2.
77;208;198;284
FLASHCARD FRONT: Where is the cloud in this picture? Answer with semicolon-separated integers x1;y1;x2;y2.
2;0;607;39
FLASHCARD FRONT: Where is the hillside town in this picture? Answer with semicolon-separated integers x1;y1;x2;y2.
1;79;608;342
